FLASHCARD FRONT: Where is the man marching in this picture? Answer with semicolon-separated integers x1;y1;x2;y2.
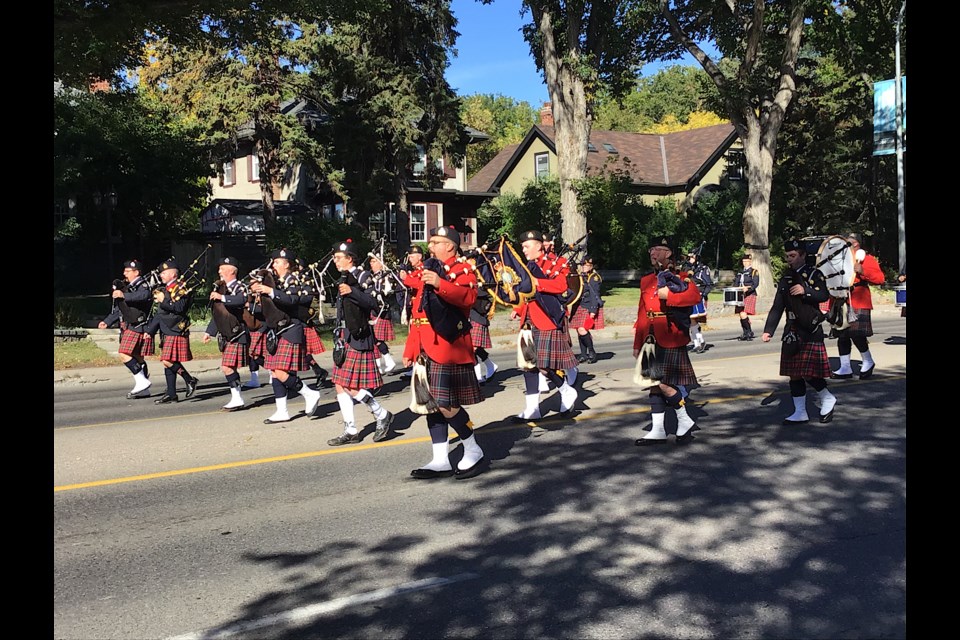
152;258;200;404
513;229;579;422
761;239;838;424
632;236;703;445
99;259;156;399
404;226;486;480
202;257;250;411
831;232;885;379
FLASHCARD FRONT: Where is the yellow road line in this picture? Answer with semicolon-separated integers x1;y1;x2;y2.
54;374;904;493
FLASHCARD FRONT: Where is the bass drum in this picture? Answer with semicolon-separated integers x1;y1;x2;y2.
802;235;855;331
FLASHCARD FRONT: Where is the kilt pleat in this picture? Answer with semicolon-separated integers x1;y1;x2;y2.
470;323;493;349
779;341;832;379
264;337;309;371
570;306;605;330
331;347;382;390
832;308;873;338
249;330;267;359
653;345;698;386
305;327;326;354
532;327;580;371
738;294;758;315
427;359;482;407
160;335;192;363
118;328;155;357
373;317;395;341
221;341;249;369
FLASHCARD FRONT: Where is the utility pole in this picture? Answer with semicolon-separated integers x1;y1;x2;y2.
895;1;906;274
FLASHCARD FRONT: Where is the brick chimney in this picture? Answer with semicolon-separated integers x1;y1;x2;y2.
89;79;110;93
539;102;554;127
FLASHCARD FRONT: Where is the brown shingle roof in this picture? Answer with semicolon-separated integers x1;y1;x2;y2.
472;123;736;192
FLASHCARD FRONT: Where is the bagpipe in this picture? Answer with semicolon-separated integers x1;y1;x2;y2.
554;230;591;312
801;235;857;331
167;244;211;302
208;279;245;352
417;256;471;343
247;267;292;355
297;252;337;326
365;237;409;320
479;235;537;309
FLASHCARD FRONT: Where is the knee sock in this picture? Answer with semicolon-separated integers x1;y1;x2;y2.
124;359;141;375
583;333;595;353
577;333;588;355
272;377;287;399
475;347;489;361
837;337;852;357
446;409;472;441
377;341;389;355
175;363;192;382
355;389;387;420
282;374;303;393
164;367;177;397
337;392;357;431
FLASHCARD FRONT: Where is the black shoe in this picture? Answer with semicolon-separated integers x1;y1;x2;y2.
676;433;696;445
694;344;706;354
454;457;486;480
327;432;361;446
185;376;199;398
154;395;177;404
411;467;455;479
315;368;329;387
587;352;598;364
858;365;875;379
576;353;588;363
819;410;834;424
373;411;395;442
635;437;668;446
831;372;854;380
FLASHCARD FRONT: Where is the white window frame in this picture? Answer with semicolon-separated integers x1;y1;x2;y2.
535;152;550;180
410;204;426;242
413;147;443;176
726;150;745;181
369;209;385;240
248;154;260;183
222;161;235;186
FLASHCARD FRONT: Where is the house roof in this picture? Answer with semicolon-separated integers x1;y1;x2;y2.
467;123;737;193
236;98;330;140
204;199;316;217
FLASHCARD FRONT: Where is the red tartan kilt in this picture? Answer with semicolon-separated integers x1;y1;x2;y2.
373;317;395;341
833;308;873;338
470;323;492;349
305;327;326;354
779;341;832;379
249;331;266;358
532;327;580;371
221;341;249;369
331;347;383;390
818;299;831;314
651;344;698;386
737;294;758;315
159;335;192;362
118;328;155;357
427;359;482;407
570;306;604;330
264;337;309;371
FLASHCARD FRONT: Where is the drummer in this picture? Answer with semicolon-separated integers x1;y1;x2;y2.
733;254;759;341
831;233;885;379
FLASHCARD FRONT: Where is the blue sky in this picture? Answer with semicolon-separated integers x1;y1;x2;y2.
445;0;711;108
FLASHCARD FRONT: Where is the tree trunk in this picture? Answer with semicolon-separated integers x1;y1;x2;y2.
741;121;774;312
394;173;410;251
537;8;589;248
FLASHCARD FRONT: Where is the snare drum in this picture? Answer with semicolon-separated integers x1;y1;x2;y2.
723;287;745;307
894;284;906;308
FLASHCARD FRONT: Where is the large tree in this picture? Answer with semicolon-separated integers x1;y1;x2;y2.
460;94;539;179
513;1;650;248
636;0;821;308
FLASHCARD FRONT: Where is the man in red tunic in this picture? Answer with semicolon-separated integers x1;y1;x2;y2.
831;232;886;379
513;230;580;422
632;236;704;445
403;226;486;480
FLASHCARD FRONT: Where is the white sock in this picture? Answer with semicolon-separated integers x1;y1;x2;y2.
355;389;386;420
520;393;541;419
458;434;484;470
131;370;151;392
248;370;260;384
485;358;498;378
565;367;578;386
558;381;577;412
474;360;485;381
375;357;384;373
834;354;853;375
382;353;397;372
538;372;552;392
268;395;289;420
422;442;452;471
230;387;243;403
861;350;875;370
337;392;355;426
643;412;667;440
818;388;837;415
342;421;357;436
786;396;808;422
676;405;696;436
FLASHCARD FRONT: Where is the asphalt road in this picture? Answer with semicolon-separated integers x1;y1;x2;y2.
54;312;907;639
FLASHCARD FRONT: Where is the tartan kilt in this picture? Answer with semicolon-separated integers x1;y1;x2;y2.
652;344;698;387
221;340;249;369
470;323;493;349
570;306;605;330
118;328;155;357
249;330;267;359
264;337;310;372
779;340;832;379
373;317;395;341
426;359;482;407
737;294;758;315
159;335;192;363
330;347;382;390
305;327;326;354
832;308;874;338
532;327;580;371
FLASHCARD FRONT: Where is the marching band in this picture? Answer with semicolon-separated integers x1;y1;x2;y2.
97;230;891;478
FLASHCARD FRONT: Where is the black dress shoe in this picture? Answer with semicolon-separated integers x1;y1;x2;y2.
587;353;598;364
411;467;455;479
185;376;199;398
819;410;834;424
576;354;588;363
512;414;541;424
831;372;853;380
858;365;875;379
154;395;177;404
634;438;668;446
455;457;486;480
676;433;696;445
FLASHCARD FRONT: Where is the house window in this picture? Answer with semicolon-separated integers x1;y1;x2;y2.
410;204;426;242
535;152;550;180
413;147;443;175
222;161;235;186
602;143;618;153
587;143;597;152
725;150;745;181
248;154;260;182
370;210;385;240
389;206;397;242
